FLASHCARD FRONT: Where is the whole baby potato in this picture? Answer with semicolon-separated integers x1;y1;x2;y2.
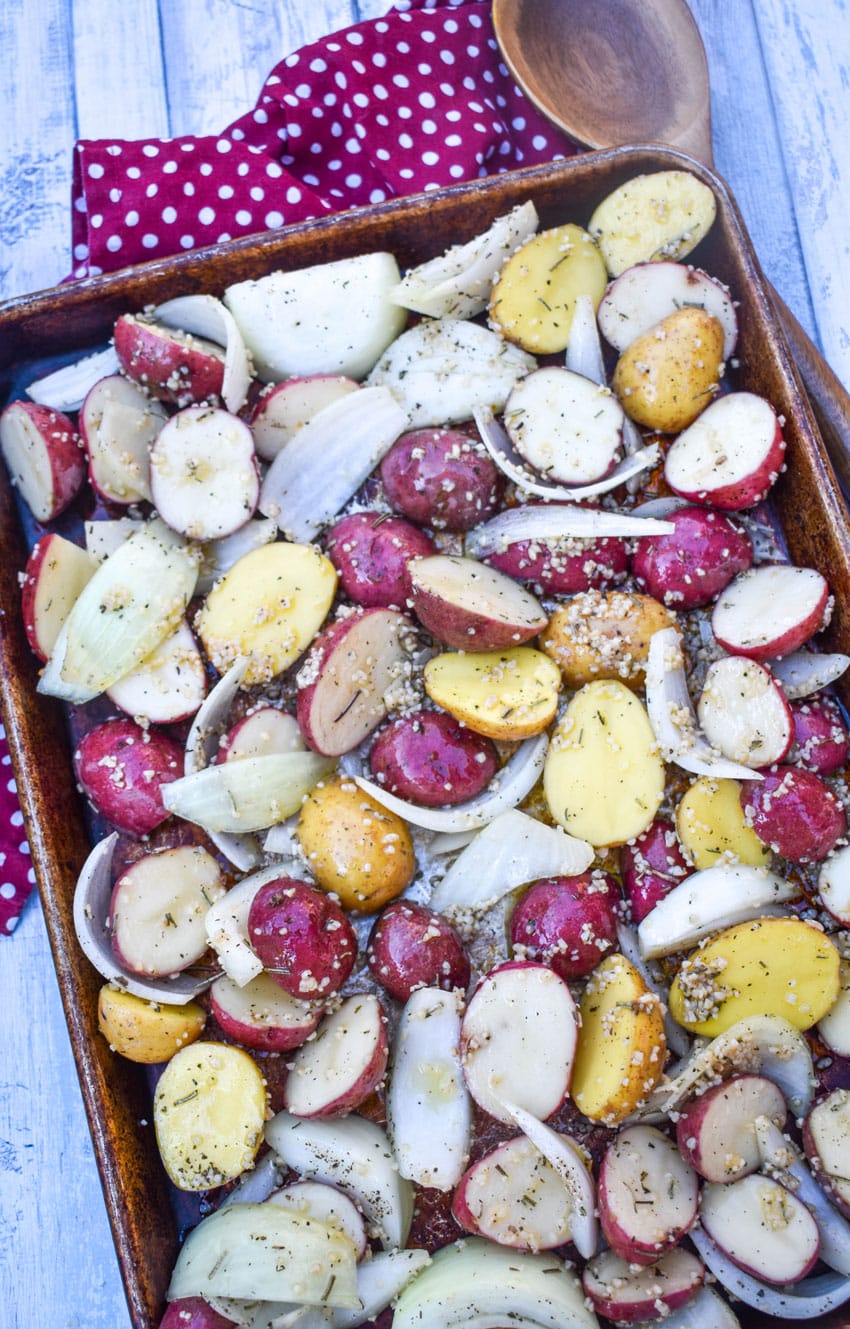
297;776;415;913
539;589;675;691
97;985;206;1064
612;306;724;433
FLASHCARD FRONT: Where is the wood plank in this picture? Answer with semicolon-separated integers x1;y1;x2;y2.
72;0;168;140
751;0;850;389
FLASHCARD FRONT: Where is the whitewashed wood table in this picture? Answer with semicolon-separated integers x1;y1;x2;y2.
1;2;849;1327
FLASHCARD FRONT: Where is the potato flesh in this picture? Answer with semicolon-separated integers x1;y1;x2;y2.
196;541;336;686
669;917;841;1035
153;1041;267;1190
676;776;772;869
612;306;725;433
570;953;666;1125
97;986;206;1064
423;646;561;740
544;680;664;846
588;170;717;276
489;223;608;353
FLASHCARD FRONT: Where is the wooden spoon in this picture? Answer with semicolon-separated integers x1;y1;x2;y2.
492;0;850;495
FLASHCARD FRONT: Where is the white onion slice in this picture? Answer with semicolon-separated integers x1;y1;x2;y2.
73;833;216;1003
631;495;689;520
755;1115;850;1276
27;346;121;410
390;201;539;319
204;864;290;987
162;751;333;834
196;518;278;596
771;650;850;699
429;809;593;913
219;1152;286;1209
498;1100;597;1259
465;503;673;559
653;1286;741;1328
564;294;605;383
636;864;798;960
333;1250;432;1329
473;405;658;499
646;626;764;780
690;1226;850;1319
428;829;478;856
155;293;252;413
355;734;547;833
616;922;691;1058
259;386;406;541
37;619;100;704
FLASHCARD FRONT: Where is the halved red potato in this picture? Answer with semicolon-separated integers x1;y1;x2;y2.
697;656;794;767
380;427;505;532
296;607;412;757
20;533;96;662
114;312;225;405
699;1174;820;1283
597;261;738;358
366;899;470;1001
251;374;359;460
485;505;629;596
73;718;184;836
0;400;86;521
452;1134;576;1251
619;816;691;923
790;694;850;775
106;619;207;725
802;1088;850;1218
664;391;785;510
712;564;831;661
598;1125;699;1265
246;876;357;1001
460;960;578;1124
631;505;753;611
410;554;547;651
80;374;166;503
110;845;226;978
217;707;304;763
508;871;620;980
209;970;322;1053
368;709;498;807
149;407;259;541
283;992;388;1119
675;1074;787;1183
503;366;624;485
582;1248;704;1323
740;765;847;863
325;511;435;610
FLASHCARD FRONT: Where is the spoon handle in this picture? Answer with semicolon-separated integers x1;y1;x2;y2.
770;288;850;499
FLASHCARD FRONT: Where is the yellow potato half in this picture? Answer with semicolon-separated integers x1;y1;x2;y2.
571;953;667;1124
196;542;337;686
488;223;608;353
154;1041;267;1190
297;776;415;913
97;986;206;1064
588;170;717;277
676;777;773;870
424;647;561;740
539;590;675;691
669;917;841;1037
544;680;664;847
612;306;724;433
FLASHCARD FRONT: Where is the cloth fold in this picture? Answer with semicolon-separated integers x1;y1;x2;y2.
3;0;577;934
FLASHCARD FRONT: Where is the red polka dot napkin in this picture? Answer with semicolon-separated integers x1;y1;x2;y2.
2;0;577;935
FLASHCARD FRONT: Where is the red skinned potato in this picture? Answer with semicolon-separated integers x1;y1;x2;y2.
159;1298;236;1329
699;1174;820;1284
0;400;86;522
296;607;412;757
631;505;753;611
110;845;226;978
74;718;183;836
380;427;504;531
712;564;831;661
664;391;786;510
598;1125;699;1265
366;899;470;1001
741;765;847;863
486;505;629;595
620;816;691;923
246;877;357;1001
283;992;389;1119
20;532;96;662
675;1074;787;1183
149;407;260;542
210;971;322;1053
697;656;794;768
368;709;498;807
325;511;435;609
451;1133;575;1251
114;313;225;406
582;1248;704;1323
217;707;304;763
508;871;620;981
790;694;850;775
251;374;359;460
80;374;166;504
410;554;548;651
802;1087;850;1219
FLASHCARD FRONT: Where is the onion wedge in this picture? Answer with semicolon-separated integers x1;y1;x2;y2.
770;650;850;699
185;659;260;870
27;346;121;411
259;386;406;541
473;405;658;499
161;751;333;834
690;1226;850;1320
564;293;605;384
637;864;798;959
204;864;292;987
498;1100;597;1259
429;809;593;914
334;1250;432;1329
465;503;673;559
645;626;764;780
155;294;252;413
355;734;547;833
616;921;691;1059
